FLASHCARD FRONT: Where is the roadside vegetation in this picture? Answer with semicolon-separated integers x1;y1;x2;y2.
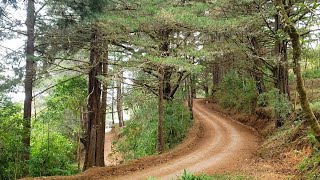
114;94;192;161
148;170;248;180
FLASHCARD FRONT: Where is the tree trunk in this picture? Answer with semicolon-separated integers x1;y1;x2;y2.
111;85;115;125
274;40;290;98
274;14;290;98
97;46;108;168
117;71;124;127
188;75;194;118
203;68;209;98
83;24;106;170
191;74;196;98
251;37;266;94
212;63;222;95
158;66;165;153
163;67;173;100
22;0;35;169
289;30;320;142
204;85;209;98
274;0;320;143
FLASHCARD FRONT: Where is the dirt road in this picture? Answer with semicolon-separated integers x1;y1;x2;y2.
37;99;259;180
110;100;259;179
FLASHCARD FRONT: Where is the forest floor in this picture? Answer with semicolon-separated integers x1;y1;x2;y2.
35;99;299;180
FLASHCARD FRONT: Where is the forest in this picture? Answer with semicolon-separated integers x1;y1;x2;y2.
0;0;320;179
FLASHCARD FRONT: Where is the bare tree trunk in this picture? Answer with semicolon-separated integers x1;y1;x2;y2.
111;85;115;125
274;0;320;143
158;66;165;153
203;84;209;98
274;14;290;98
117;71;124;127
191;74;196;98
22;0;35;170
273;39;290;98
77;107;82;171
212;63;223;95
97;46;108;168
83;25;106;170
188;75;194;118
251;37;266;94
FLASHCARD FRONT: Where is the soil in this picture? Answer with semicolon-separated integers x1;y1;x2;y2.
104;129;116;166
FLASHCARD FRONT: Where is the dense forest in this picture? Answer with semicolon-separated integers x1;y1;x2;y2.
0;0;320;179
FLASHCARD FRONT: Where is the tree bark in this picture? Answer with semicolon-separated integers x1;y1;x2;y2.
273;0;320;143
250;37;266;94
158;66;165;153
274;14;290;98
22;0;35;168
97;45;108;168
83;24;106;170
111;85;115;125
117;71;124;127
191;74;196;98
212;63;223;95
273;13;290;127
188;75;194;118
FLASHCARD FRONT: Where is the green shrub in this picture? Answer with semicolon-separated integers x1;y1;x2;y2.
215;71;257;113
258;88;292;123
303;69;320;79
115;99;192;160
29;128;78;176
0;95;25;179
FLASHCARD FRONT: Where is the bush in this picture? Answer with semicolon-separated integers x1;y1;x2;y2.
303;69;320;79
215;71;257;113
0;95;25;179
115;99;192;160
29;128;78;176
257;88;292;123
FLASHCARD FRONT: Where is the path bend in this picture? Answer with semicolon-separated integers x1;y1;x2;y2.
36;99;259;180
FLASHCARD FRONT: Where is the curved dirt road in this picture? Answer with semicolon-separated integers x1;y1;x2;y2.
37;99;259;180
110;100;259;179
92;99;259;180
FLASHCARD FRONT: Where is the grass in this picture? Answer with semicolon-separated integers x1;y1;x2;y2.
310;101;320;112
258;121;299;158
303;69;320;79
147;170;250;180
297;150;320;179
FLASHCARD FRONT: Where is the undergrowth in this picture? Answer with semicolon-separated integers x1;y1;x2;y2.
147;170;249;180
257;88;292;124
303;69;320;79
215;71;257;114
114;99;192;160
259;109;320;179
298;150;320;179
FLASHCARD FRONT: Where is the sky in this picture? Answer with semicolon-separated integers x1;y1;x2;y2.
0;2;26;102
